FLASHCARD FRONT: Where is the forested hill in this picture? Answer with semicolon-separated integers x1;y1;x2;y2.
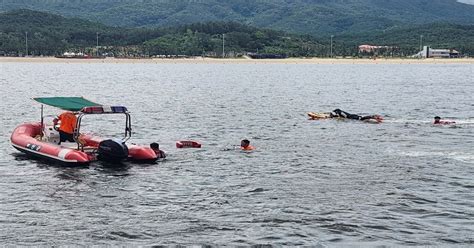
339;23;474;55
0;9;124;54
2;0;474;35
0;10;325;57
1;10;472;57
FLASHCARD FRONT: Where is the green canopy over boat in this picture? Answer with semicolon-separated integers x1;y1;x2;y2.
33;97;100;111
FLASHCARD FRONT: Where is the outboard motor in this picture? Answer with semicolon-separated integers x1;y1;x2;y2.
97;139;129;162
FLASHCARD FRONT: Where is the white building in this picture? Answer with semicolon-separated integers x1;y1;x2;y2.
358;44;393;53
414;46;460;58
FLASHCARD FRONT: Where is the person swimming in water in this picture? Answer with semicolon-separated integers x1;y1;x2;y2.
331;109;380;121
241;139;255;151
433;116;456;125
150;142;166;158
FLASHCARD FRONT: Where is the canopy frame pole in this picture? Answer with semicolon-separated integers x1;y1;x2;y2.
124;112;132;141
74;111;132;150
40;104;44;140
75;113;84;151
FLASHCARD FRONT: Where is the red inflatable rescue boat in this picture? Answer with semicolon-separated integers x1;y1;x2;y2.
11;122;91;164
11;97;159;165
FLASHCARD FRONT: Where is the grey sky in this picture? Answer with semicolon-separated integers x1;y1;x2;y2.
458;0;474;5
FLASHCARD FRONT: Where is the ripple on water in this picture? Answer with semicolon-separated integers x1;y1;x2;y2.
0;63;473;246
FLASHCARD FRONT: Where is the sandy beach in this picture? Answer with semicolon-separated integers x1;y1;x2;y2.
1;56;473;64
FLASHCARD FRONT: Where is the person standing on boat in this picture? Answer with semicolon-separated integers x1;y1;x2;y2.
53;111;77;144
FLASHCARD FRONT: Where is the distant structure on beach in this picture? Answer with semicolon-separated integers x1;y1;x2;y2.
414;46;461;58
358;45;393;53
57;52;88;58
55;52;105;59
247;53;288;59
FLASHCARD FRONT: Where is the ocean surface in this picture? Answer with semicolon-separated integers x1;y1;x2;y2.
0;62;473;246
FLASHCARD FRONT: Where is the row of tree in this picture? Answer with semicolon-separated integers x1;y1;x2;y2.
3;0;474;36
1;10;472;57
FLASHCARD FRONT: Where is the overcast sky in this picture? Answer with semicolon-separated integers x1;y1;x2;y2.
457;0;474;4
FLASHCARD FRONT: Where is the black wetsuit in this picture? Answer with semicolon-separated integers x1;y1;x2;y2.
156;150;166;159
332;109;374;120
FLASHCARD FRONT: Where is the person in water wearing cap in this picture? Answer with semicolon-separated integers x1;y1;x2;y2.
433;116;456;125
241;139;255;151
150;142;166;158
331;109;380;121
53;111;78;144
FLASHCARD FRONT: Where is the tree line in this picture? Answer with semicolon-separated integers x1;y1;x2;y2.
1;10;472;57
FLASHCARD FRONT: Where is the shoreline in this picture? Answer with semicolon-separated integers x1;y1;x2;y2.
1;56;473;64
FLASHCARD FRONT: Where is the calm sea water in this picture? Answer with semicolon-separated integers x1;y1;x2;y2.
0;62;473;246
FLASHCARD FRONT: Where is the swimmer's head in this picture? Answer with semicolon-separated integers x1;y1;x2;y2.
241;139;250;148
150;142;160;150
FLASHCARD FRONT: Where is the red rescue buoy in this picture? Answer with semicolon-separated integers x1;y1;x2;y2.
176;141;202;149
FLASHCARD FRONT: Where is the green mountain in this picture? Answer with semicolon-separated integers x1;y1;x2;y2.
2;0;474;35
1;10;472;57
0;9;131;55
0;9;325;57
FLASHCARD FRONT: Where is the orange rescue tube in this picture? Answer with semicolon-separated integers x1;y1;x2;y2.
176;141;202;148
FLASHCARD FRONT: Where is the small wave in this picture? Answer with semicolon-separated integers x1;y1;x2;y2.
439;238;461;244
399;151;474;164
383;118;474;126
384;119;431;124
286;232;308;238
448;182;474;189
108;231;146;240
400;193;438;204
362;225;392;231
258;218;305;224
257;236;282;241
247;188;267;193
321;223;360;233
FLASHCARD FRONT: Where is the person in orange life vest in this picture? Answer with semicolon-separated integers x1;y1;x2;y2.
241;139;255;151
433;116;456;125
53;111;77;144
150;142;166;158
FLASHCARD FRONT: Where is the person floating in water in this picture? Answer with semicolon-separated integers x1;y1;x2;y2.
150;142;166;158
433;116;456;125
330;109;382;122
241;139;255;151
